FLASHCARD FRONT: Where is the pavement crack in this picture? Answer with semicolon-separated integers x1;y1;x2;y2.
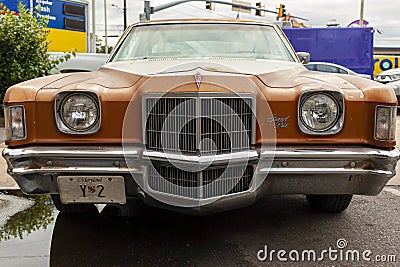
383;187;400;197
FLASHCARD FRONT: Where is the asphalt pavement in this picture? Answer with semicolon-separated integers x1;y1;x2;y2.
0;189;399;266
388;114;400;185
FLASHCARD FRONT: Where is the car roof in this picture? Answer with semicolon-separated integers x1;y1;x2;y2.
307;62;347;68
307;61;357;72
305;62;371;77
377;68;400;76
132;18;275;27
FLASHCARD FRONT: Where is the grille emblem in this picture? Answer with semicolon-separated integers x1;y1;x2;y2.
194;73;202;89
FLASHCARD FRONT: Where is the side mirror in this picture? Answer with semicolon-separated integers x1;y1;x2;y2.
296;52;310;64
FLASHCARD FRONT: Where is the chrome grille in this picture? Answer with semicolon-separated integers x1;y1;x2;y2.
148;165;254;199
144;94;254;155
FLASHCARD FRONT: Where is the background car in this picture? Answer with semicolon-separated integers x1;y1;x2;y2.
305;62;371;79
375;68;400;84
49;52;109;74
375;68;400;103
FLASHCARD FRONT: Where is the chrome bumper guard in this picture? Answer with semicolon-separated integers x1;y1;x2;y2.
3;146;399;214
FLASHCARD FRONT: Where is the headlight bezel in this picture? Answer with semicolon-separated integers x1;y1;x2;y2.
55;91;101;134
298;91;345;135
4;105;27;141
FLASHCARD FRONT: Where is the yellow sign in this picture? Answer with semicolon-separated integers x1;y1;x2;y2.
47;28;87;53
374;55;400;77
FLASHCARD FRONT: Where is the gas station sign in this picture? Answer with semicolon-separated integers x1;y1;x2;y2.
0;0;89;52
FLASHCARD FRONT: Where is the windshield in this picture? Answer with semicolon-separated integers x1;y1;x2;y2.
111;23;295;62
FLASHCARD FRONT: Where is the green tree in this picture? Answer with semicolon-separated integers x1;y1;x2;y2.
0;194;54;242
95;35;113;54
0;3;73;100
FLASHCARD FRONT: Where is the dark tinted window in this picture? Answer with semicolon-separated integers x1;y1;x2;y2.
304;64;315;71
316;64;339;73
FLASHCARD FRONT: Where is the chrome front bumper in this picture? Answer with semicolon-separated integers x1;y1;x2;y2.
3;146;400;214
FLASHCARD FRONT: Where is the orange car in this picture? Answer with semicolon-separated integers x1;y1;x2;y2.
3;19;399;215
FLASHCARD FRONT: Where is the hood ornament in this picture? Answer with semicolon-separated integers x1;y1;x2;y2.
194;73;202;89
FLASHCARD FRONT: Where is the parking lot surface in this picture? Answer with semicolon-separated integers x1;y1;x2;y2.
0;189;399;266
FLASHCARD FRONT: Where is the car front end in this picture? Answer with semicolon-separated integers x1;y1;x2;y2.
3;20;400;215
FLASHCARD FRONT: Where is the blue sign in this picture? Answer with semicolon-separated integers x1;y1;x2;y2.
0;0;30;11
34;0;86;31
0;0;86;32
283;27;374;77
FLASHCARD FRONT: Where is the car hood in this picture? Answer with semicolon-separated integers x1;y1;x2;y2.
5;58;390;103
108;59;374;90
104;59;357;88
44;58;361;89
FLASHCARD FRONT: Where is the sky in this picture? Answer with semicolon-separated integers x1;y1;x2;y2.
94;0;400;47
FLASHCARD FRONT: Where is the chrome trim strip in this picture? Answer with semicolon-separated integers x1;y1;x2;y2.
8;165;393;176
10;167;141;175
143;150;258;164
260;167;392;175
261;147;400;159
4;146;399;161
3;146;139;158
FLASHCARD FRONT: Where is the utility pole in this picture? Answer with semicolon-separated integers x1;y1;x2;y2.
92;0;96;53
359;0;364;26
123;0;127;30
104;0;108;53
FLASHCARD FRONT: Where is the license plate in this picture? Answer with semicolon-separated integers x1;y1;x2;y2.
57;176;126;204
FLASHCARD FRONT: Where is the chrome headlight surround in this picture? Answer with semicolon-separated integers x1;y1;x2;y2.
374;105;396;142
4;105;26;141
298;91;345;135
55;91;101;134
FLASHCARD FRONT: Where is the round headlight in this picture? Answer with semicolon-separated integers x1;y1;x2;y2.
60;93;99;131
300;93;339;132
